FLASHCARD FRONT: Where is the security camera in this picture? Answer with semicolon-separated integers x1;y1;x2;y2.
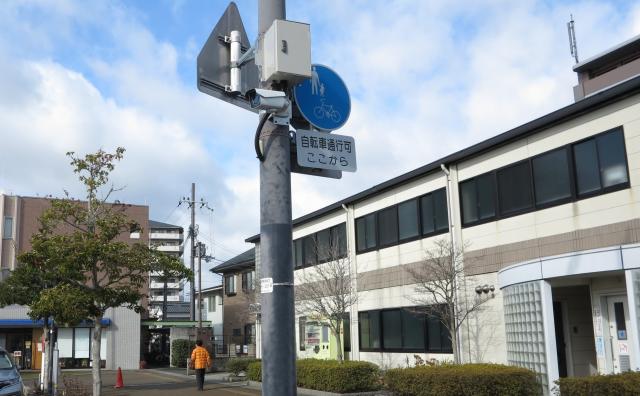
246;88;289;112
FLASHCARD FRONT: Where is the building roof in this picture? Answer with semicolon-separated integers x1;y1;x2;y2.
211;248;255;273
200;285;223;294
246;73;640;243
573;34;640;73
149;220;184;231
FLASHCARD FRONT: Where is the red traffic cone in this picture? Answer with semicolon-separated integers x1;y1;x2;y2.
115;367;124;389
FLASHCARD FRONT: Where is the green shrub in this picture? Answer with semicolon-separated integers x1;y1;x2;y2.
247;361;262;381
226;358;261;376
246;359;380;393
171;339;195;368
384;363;540;396
556;372;640;396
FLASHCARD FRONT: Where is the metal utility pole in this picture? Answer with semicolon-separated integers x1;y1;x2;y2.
197;242;204;339
258;1;296;395
190;183;196;321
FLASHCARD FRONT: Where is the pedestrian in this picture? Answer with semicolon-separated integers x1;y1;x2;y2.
190;340;211;391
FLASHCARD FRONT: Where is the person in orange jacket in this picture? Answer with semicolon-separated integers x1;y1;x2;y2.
191;340;211;391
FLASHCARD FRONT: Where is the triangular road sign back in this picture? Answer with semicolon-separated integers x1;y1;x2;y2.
197;2;260;112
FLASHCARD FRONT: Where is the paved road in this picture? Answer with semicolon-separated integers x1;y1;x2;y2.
25;369;261;396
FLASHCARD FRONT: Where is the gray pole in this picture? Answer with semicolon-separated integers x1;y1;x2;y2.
197;242;203;340
258;1;296;395
190;182;196;322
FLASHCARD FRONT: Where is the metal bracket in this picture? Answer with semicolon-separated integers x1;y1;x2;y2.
271;100;292;125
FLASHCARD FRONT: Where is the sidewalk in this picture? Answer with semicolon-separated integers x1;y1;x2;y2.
26;369;261;395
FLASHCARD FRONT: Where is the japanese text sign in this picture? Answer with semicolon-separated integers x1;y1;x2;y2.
295;129;356;172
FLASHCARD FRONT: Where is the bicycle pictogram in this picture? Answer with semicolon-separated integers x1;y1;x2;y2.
313;99;341;123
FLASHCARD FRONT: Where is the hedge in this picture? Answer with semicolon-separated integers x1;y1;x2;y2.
247;359;381;393
171;339;195;368
384;363;540;396
226;358;261;376
555;372;640;396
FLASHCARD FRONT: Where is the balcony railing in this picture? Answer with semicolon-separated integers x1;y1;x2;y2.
150;232;183;240
149;282;182;289
149;295;180;302
155;245;183;253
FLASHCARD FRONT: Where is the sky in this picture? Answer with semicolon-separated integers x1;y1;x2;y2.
1;0;640;291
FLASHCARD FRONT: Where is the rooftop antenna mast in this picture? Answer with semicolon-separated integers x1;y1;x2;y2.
567;14;579;64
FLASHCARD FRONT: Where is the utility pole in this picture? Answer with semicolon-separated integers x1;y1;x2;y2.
179;185;213;324
190;183;196;321
258;1;296;395
197;242;205;340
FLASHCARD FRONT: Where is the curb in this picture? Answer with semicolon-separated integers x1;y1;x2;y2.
247;381;392;396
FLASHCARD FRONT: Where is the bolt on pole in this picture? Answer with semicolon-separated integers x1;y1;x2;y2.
258;0;297;395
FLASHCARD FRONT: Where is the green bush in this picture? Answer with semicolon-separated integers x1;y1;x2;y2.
171;339;195;368
247;361;262;381
246;359;380;393
556;372;640;396
226;358;261;376
384;363;540;396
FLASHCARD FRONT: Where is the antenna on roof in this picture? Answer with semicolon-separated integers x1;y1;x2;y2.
567;14;579;64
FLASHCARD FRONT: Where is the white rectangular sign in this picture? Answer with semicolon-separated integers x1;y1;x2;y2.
261;277;273;294
295;129;356;172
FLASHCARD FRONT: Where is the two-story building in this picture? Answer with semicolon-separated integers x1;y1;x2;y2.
0;194;146;370
212;249;258;357
242;35;640;394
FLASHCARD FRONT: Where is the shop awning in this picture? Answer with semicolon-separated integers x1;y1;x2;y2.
0;319;111;328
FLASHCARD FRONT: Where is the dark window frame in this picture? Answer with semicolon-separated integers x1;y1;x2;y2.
293;222;349;269
357;307;453;354
460;127;630;228
224;274;236;296
354;188;449;255
496;159;535;217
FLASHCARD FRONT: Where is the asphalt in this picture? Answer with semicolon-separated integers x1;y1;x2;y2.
22;369;261;395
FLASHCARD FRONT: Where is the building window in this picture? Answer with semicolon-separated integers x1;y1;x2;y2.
242;271;255;292
398;199;419;241
232;328;241;337
303;235;316;267
208;296;216;312
343;313;351;352
532;148;572;206
316;228;331;263
225;275;236;296
460;127;629;227
293;239;304;269
460;173;496;225
358;311;380;349
497;161;533;215
377;207;398;247
292;223;348;269
420;188;448;236
355;213;377;252
359;307;452;353
2;217;12;240
331;223;348;258
573;128;629;196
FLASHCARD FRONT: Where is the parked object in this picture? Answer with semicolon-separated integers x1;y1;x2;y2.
0;348;25;396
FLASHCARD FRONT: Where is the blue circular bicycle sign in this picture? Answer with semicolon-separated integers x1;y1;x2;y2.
293;64;351;131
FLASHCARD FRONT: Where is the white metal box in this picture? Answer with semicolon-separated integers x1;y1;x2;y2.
260;20;311;83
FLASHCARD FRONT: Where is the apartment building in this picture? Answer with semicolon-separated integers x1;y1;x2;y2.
0;194;147;370
241;35;640;394
148;220;185;319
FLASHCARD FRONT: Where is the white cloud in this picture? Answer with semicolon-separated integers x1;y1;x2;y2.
1;0;640;273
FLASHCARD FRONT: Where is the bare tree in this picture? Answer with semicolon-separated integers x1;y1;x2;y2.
406;237;490;364
295;239;356;362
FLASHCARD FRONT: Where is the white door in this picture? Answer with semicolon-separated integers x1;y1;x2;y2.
607;296;632;373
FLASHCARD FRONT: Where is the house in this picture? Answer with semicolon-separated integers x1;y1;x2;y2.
212;249;258;357
244;34;640;395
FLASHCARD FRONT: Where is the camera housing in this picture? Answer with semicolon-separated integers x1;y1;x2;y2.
246;88;291;125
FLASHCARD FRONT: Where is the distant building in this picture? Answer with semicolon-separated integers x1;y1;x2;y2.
0;194;146;370
212;249;257;357
148;220;185;319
